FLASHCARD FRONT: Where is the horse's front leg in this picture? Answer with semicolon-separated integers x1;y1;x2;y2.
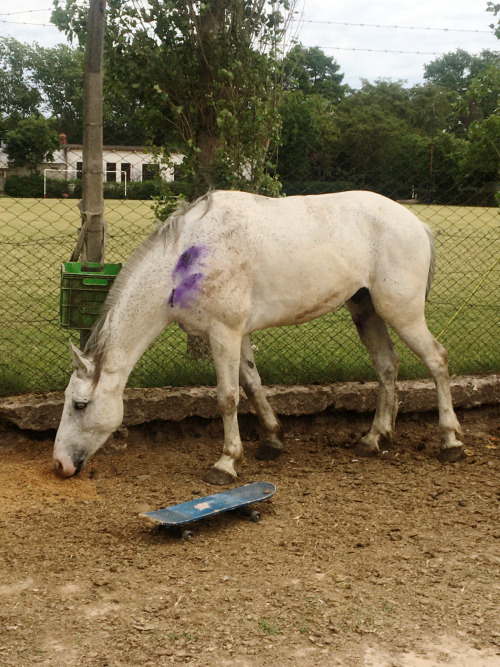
205;324;244;485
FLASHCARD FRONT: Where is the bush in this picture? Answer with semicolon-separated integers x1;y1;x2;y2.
46;178;82;198
163;180;191;198
125;180;158;199
4;173;190;200
4;174;44;197
103;180;160;199
103;181;126;199
4;174;82;198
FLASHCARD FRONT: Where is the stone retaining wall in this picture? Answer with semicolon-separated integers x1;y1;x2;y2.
0;375;498;432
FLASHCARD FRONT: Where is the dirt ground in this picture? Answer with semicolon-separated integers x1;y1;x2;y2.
0;405;499;667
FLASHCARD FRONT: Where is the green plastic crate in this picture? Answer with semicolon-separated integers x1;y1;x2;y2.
60;261;122;330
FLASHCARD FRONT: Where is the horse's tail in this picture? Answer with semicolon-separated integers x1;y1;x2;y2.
424;224;435;301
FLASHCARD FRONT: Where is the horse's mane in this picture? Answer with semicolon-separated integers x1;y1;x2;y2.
85;193;213;384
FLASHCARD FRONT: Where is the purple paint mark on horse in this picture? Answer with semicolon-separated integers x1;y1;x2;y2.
168;245;209;308
174;245;207;277
168;273;205;308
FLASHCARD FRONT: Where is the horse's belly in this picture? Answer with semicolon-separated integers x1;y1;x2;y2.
245;246;366;331
245;282;358;332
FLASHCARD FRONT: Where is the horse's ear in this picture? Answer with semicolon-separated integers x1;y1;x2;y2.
69;339;94;376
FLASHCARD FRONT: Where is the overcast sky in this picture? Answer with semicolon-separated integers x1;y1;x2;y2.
1;0;498;88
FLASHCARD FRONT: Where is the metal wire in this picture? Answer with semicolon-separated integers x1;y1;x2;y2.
0;157;499;396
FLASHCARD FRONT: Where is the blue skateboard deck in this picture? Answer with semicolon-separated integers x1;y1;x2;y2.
140;482;276;529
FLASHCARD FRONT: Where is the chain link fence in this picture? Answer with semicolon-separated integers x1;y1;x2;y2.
0;149;499;397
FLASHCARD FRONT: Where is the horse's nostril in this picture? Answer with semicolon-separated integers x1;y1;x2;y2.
53;457;76;478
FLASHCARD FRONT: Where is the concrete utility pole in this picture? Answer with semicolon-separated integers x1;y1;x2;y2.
81;0;107;268
71;0;107;348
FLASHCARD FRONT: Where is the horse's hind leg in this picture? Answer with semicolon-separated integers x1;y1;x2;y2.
386;314;463;462
205;324;244;485
239;336;284;461
346;291;400;457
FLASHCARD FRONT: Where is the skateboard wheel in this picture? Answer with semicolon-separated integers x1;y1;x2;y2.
181;529;194;540
250;510;261;523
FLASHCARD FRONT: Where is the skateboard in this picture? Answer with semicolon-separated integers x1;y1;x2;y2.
140;481;276;539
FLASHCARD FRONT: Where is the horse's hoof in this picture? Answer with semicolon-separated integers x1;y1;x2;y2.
378;432;395;450
204;467;236;485
354;442;379;458
255;441;283;461
438;445;464;463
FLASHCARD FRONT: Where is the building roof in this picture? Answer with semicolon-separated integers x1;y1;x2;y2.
63;144;149;152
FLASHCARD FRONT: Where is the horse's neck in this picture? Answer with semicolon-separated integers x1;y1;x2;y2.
99;265;171;380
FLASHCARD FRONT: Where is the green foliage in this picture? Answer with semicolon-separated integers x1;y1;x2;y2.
283;44;346;102
211;56;283;196
126;180;162;200
488;2;500;38
278;91;337;182
0;37;41;121
0;35;148;145
46;177;81;198
29;43;85;143
2;175;186;200
282;180;358;196
258;618;282;635
4;174;44;197
424;49;495;91
5;116;60;172
4;174;82;198
460;114;500;202
51;0;294;197
405;84;456;135
332;91;417;197
427;133;469;203
103;180;159;200
424;49;500;133
278;73;489;204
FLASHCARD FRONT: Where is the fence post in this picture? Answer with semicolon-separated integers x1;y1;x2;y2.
77;0;107;349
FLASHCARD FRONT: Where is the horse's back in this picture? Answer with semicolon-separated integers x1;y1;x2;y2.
198;190;431;272
203;190;426;240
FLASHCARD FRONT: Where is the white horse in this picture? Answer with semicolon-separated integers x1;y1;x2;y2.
53;190;463;484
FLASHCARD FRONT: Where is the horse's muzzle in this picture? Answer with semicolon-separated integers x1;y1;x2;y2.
53;453;84;478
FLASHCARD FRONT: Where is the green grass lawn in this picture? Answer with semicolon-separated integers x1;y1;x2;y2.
0;197;499;396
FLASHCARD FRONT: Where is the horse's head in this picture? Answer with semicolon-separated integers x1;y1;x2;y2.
53;341;124;477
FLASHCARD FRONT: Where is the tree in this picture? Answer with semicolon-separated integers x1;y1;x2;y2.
277;45;345;187
460;115;500;191
278;91;338;184
283;44;345;102
52;0;296;198
333;97;412;195
0;38;41;125
424;49;500;133
28;43;85;144
424;49;499;92
5;116;61;172
405;84;456;135
0;35;151;145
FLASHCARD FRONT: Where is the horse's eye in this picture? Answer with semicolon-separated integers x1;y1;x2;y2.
74;401;88;411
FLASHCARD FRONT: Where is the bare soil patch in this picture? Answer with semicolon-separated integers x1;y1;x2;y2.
0;406;499;666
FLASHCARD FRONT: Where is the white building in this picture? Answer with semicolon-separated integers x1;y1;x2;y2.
0;136;183;192
53;139;184;183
